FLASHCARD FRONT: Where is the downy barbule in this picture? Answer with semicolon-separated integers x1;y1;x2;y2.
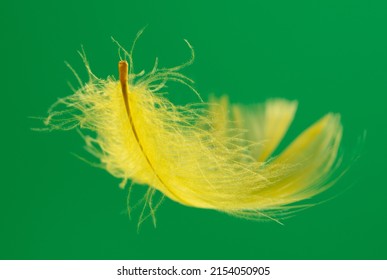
42;34;348;226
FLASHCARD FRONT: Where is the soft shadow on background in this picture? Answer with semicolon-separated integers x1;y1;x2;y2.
1;0;386;259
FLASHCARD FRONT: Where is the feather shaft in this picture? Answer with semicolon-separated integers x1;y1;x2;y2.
118;60;192;206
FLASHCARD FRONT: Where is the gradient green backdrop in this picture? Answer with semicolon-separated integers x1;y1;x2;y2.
1;0;386;259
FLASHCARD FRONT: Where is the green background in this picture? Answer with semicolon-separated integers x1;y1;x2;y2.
1;0;386;259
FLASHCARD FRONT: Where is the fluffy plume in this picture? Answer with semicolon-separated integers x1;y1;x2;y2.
43;33;344;225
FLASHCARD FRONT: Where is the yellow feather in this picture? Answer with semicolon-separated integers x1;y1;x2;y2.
43;38;346;224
